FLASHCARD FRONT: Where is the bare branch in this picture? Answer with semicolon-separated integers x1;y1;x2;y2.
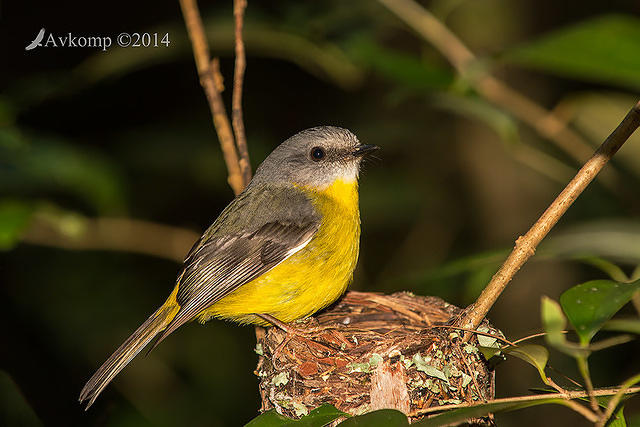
22;211;199;263
462;101;640;331
232;0;252;186
179;0;245;195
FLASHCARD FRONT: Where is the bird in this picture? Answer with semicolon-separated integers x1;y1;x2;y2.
25;28;45;51
79;126;378;409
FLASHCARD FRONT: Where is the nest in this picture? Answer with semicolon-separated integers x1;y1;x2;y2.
254;291;497;424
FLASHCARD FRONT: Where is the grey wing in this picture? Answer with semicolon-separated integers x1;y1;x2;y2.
153;217;319;345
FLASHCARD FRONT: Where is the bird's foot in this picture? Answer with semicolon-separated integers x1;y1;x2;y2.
255;313;319;337
255;313;331;362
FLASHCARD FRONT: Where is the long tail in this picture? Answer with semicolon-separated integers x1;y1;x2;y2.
79;302;180;410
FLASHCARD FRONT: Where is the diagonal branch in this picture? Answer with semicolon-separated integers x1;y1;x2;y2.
461;101;640;331
376;0;640;333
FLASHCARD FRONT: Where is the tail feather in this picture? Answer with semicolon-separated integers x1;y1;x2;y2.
79;304;179;410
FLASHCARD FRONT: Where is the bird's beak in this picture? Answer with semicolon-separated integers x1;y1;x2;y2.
352;144;380;157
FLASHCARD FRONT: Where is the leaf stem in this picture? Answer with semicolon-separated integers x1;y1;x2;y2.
576;356;600;413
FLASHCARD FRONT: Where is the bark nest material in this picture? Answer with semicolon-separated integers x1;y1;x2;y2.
254;291;497;423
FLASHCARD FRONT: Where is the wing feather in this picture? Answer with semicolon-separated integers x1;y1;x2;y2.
152;185;320;346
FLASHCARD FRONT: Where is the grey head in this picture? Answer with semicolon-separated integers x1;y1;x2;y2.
249;126;378;189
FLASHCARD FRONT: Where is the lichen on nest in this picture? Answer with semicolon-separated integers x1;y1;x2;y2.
254;291;498;424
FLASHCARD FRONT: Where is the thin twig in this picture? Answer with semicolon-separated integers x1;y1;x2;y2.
546;377;569;395
429;325;517;347
453;345;486;402
408;386;640;418
512;331;564;345
179;0;245;195
376;0;621;192
459;101;640;332
232;0;252;187
548;365;585;390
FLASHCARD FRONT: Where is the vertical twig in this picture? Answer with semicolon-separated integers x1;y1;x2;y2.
232;0;252;186
179;0;245;195
461;101;640;332
180;0;261;342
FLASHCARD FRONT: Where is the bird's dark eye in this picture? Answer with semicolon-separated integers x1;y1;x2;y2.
311;146;325;161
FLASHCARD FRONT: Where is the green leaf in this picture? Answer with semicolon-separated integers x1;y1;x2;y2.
339;409;408;426
541;296;567;346
412;353;449;383
245;410;293;426
502;344;549;384
478;346;501;360
246;405;347;427
0;200;33;250
560;279;640;345
540;296;589;358
589;397;629;427
610;405;627;427
504;14;640;90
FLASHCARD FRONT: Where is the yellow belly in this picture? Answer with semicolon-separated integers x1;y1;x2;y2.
200;179;361;325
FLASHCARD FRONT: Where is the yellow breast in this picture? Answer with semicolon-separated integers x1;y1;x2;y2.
204;179;361;325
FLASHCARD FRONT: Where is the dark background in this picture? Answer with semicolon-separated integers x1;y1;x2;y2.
2;1;640;426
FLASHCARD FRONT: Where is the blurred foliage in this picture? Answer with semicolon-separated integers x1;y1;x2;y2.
2;0;640;426
0;371;42;427
0;200;33;249
504;14;640;91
